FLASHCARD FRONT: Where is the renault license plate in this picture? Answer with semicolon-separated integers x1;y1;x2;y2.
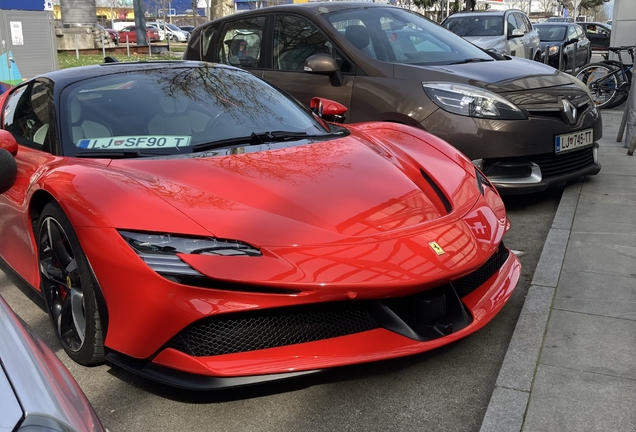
555;129;593;154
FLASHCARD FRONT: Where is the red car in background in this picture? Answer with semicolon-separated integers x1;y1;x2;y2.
97;25;119;45
118;25;160;43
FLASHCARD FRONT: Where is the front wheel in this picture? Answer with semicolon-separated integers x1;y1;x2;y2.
575;63;620;109
38;202;105;365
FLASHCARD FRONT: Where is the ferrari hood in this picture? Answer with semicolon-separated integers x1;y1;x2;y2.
394;57;576;92
110;132;468;247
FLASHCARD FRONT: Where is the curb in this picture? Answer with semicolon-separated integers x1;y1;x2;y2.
479;180;583;432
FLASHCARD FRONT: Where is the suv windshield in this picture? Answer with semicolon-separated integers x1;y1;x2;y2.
442;15;504;37
326;7;492;66
60;66;330;157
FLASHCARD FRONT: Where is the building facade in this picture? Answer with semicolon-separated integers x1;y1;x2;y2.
0;0;58;88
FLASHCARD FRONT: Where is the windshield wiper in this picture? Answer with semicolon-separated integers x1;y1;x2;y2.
75;151;165;158
192;131;326;152
449;58;495;65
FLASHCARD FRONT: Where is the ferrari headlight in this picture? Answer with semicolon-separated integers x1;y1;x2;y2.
119;231;261;276
423;82;527;120
548;45;560;55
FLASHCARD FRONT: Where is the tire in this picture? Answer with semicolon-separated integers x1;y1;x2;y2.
575;63;620;109
37;202;105;365
534;51;541;62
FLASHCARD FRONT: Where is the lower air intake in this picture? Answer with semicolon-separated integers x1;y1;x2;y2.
169;305;379;357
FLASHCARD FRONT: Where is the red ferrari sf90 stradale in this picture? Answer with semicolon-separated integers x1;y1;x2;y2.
0;61;520;389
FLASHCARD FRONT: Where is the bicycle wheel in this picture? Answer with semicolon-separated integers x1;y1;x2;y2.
575;63;620;109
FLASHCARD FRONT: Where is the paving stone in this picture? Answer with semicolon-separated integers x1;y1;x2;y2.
523;365;636;432
540;310;636;380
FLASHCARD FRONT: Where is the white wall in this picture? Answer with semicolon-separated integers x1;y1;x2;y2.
610;0;636;50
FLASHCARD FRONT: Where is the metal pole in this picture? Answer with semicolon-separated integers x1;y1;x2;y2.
558;44;564;71
75;34;79;59
102;37;106;58
446;0;450;20
571;42;577;75
625;49;636;151
149;42;152;56
126;34;130;56
544;45;550;65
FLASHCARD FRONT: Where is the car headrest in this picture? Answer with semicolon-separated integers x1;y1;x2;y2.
158;97;188;114
70;98;82;123
345;25;371;51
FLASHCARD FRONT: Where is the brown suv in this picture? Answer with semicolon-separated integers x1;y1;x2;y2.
184;2;601;193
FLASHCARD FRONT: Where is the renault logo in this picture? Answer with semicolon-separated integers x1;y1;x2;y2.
561;99;577;125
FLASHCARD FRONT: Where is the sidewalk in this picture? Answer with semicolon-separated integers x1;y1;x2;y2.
480;106;636;432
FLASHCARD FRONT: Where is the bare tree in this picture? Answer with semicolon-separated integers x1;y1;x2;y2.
536;0;558;14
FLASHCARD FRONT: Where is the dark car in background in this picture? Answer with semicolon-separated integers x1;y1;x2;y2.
180;25;195;33
185;2;601;193
580;22;611;51
534;22;591;70
441;9;541;61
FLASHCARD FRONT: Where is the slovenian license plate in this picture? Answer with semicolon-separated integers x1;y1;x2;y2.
555;129;593;154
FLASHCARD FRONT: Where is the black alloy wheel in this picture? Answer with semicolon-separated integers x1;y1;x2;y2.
38;202;105;365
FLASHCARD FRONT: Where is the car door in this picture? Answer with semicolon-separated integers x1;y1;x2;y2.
213;15;267;79
505;13;523;57
520;13;540;60
565;25;579;68
261;14;354;113
120;27;136;44
0;80;58;287
585;23;610;51
574;25;589;65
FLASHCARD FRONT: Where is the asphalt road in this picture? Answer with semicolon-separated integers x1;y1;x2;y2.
0;187;563;432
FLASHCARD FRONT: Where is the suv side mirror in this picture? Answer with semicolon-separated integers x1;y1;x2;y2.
0;148;17;194
509;28;524;39
303;54;343;87
310;97;347;124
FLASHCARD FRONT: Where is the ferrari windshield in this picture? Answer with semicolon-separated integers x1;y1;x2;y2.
60;65;330;156
326;7;492;65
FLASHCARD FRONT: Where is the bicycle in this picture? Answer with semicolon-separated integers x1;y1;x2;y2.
575;46;633;109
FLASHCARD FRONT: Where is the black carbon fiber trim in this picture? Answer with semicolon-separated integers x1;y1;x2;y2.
452;242;510;298
169;305;379;357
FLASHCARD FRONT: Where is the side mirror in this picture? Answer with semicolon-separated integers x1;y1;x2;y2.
0;130;18;156
303;54;343;87
310;97;347;124
0;148;17;194
509;28;524;39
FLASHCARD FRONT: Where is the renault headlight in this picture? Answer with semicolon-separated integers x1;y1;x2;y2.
548;45;560;55
423;82;527;120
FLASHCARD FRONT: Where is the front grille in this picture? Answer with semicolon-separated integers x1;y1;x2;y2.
452;243;510;298
168;242;511;357
169;305;379;357
532;146;595;178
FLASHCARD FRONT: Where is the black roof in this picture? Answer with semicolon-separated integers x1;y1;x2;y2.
33;60;239;86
